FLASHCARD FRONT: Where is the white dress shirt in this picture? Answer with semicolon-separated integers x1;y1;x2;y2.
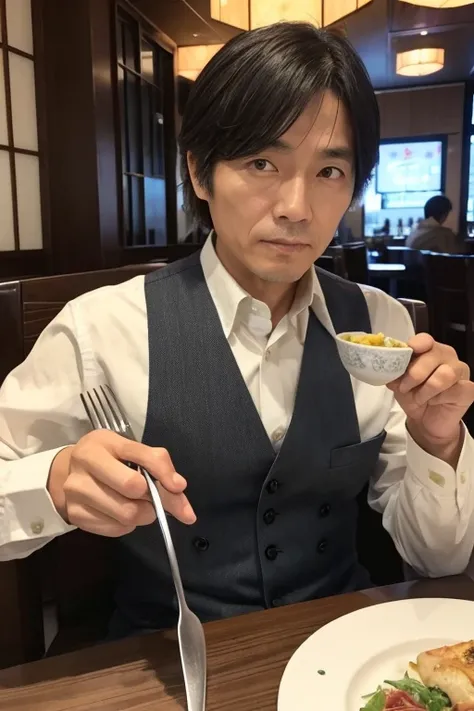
1;237;474;579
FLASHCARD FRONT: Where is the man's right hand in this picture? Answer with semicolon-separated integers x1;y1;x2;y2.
47;430;196;537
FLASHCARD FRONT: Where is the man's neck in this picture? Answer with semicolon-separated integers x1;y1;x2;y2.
215;240;298;329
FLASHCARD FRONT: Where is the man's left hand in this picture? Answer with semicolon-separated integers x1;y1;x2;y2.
387;333;474;463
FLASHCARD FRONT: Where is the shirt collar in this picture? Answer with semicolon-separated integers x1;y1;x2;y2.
200;232;335;343
200;233;251;339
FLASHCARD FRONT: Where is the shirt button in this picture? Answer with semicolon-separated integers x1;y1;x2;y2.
271;427;285;444
263;508;276;525
30;519;44;535
193;537;209;552
265;545;280;561
317;538;328;554
264;349;271;361
319;503;331;518
266;479;280;494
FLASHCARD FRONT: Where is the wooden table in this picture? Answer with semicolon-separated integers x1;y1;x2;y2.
0;576;473;711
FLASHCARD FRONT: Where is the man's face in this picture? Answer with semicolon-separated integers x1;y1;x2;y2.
189;91;355;285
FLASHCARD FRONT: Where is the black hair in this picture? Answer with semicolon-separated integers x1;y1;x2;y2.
179;22;380;229
424;195;452;222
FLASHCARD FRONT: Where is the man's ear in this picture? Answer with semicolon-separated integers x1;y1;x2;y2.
187;152;209;202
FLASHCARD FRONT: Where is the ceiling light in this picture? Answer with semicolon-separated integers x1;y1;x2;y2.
209;1;374;31
396;47;445;77
399;1;473;8
177;45;224;80
420;30;428;35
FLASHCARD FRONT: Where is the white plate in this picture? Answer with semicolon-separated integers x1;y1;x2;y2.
278;597;474;711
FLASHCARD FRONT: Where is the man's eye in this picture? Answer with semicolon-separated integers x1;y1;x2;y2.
251;159;276;172
318;166;344;180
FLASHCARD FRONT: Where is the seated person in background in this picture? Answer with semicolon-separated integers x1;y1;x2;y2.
1;23;474;641
407;195;466;254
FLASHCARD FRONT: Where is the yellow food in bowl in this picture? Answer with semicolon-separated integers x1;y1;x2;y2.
341;332;407;348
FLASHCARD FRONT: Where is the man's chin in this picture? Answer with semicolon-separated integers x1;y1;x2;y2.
250;265;307;284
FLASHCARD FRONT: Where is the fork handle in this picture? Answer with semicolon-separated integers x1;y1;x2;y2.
139;466;187;609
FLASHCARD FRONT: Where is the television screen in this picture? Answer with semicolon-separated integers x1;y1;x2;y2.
376;140;443;194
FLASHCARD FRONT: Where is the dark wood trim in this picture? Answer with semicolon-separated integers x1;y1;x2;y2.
87;0;121;268
0;144;40;156
30;0;52;266
115;1;178;248
460;80;474;235
117;59;164;89
118;0;176;54
0;0;20;250
0;43;34;60
0;249;49;279
121;243;201;263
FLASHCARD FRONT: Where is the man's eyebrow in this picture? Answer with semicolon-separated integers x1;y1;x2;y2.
264;140;353;163
320;146;353;163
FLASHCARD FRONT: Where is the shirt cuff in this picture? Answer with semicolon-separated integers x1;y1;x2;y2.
1;447;76;545
405;422;472;504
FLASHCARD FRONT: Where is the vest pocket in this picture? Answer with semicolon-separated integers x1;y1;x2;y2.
321;430;387;497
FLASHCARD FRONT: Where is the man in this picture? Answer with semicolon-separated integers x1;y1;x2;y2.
1;23;474;639
407;195;466;253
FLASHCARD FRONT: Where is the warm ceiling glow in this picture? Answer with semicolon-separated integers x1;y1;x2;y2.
250;0;322;29
323;0;371;26
177;45;224;80
210;0;249;29
209;0;373;30
398;0;473;7
396;48;445;77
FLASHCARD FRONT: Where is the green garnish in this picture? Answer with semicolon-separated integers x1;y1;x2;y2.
385;678;451;711
360;688;385;711
360;676;451;711
317;669;326;675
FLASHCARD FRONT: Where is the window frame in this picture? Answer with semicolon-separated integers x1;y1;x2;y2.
460;81;474;235
0;0;45;255
113;1;177;249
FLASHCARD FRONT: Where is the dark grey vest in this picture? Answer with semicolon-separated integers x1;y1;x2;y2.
111;252;386;636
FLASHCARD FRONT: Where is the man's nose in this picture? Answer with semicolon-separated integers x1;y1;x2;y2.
273;177;312;223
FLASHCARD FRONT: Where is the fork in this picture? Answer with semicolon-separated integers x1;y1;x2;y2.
80;385;207;711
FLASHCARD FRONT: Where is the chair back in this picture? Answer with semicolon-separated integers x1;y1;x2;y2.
0;263;166;667
325;243;368;284
315;252;345;277
421;252;474;368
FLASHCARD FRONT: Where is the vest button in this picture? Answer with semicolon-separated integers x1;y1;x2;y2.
317;538;328;554
319;503;331;518
193;537;209;552
266;479;280;494
271;597;284;607
265;545;280;561
263;508;276;525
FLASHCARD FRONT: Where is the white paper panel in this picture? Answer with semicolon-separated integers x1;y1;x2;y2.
16;153;42;249
0;151;15;251
0;54;9;145
5;0;33;55
9;52;38;150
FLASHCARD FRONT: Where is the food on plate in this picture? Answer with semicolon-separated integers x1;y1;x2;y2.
417;642;474;706
360;640;474;711
340;332;407;348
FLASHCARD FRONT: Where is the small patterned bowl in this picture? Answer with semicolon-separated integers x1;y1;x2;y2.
335;332;413;386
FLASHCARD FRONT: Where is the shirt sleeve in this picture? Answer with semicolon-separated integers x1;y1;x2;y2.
365;286;474;577
0;302;91;560
369;400;474;577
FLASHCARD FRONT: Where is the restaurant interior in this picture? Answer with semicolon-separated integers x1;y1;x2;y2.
1;0;474;709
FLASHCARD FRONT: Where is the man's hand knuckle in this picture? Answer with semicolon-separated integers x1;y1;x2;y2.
120;503;139;526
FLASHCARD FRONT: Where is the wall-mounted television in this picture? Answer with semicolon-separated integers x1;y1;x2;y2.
376;138;445;195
